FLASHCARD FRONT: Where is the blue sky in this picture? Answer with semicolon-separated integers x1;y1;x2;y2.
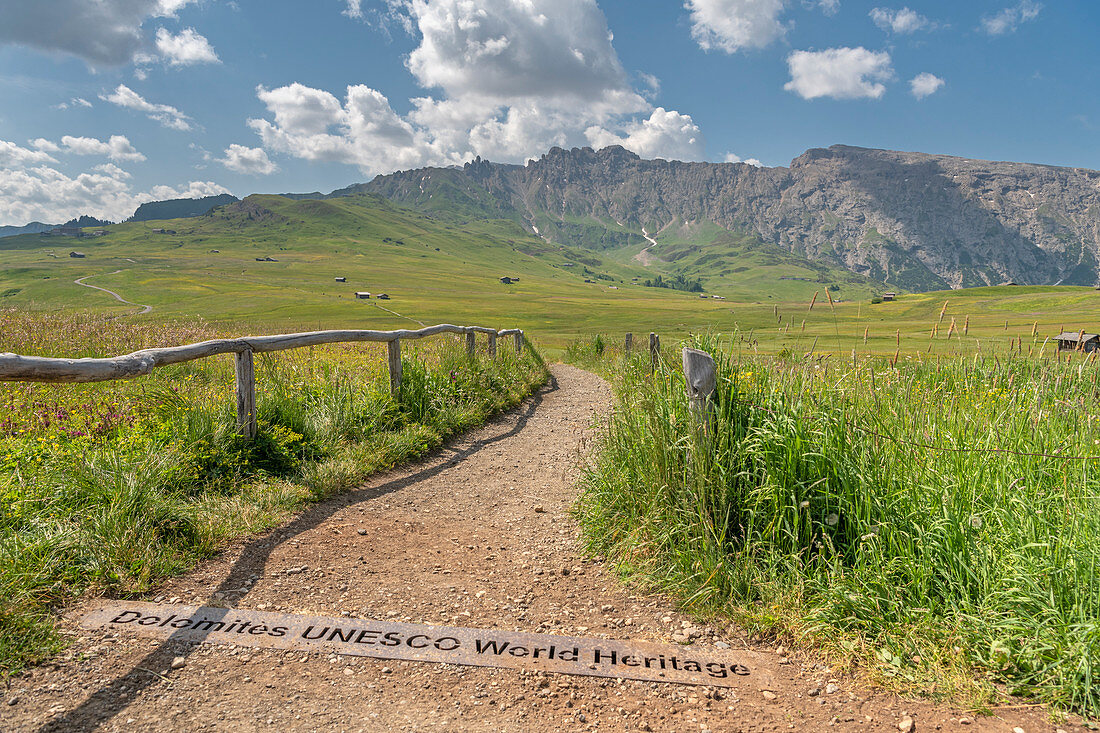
0;0;1096;226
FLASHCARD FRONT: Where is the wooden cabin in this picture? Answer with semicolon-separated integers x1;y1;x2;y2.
335;276;346;282
883;292;896;302
1056;332;1100;352
355;292;371;299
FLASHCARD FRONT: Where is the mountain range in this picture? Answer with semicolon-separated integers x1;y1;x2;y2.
350;145;1100;292
0;195;239;238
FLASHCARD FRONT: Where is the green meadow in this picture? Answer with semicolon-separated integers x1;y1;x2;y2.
2;193;1099;359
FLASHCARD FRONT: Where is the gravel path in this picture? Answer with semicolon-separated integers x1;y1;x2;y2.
1;365;1083;732
74;271;153;315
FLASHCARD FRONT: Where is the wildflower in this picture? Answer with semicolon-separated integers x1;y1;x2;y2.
970;516;982;529
799;500;810;509
825;512;839;526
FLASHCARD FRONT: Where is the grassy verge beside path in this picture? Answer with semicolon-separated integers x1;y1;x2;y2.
0;309;548;673
572;334;1100;718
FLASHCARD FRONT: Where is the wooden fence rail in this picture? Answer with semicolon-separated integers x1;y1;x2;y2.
0;324;525;439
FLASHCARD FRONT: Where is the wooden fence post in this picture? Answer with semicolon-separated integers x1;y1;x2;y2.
466;331;476;357
649;332;660;371
388;338;402;396
624;333;633;353
235;349;257;439
513;331;524;354
488;332;497;359
682;347;716;431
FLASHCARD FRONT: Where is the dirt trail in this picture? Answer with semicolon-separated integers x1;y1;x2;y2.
74;271;153;314
1;365;1083;732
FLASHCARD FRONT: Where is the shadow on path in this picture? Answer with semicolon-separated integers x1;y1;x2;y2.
37;374;559;733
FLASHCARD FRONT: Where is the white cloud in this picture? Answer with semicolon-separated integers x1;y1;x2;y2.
93;163;132;179
685;0;788;54
784;47;894;100
870;7;929;33
980;1;1042;35
343;0;363;19
816;0;840;15
0;163;227;225
0;0;200;66
147;180;231;201
0;140;57;168
155;0;200;16
585;108;704;161
102;84;193;131
154;27;219;65
247;0;702;173
220;144;279;175
405;0;636;106
61;135;146;162
54;96;94;111
725;152;763;166
910;72;944;99
29;138;61;153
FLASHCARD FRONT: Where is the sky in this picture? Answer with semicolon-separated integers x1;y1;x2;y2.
0;0;1097;226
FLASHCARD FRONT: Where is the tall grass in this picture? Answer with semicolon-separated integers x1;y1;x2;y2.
576;335;1100;715
0;309;548;672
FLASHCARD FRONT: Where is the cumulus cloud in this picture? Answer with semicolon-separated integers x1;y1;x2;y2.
220;144;279;175
0;163;227;225
870;7;929;33
29;138;61;154
0;0;200;66
147;180;231;201
784;47;894;100
585;108;704;161
102;84;193;131
405;0;635;105
980;1;1042;35
725;152;764;166
60;135;146;162
685;0;788;53
910;72;944;99
247;0;702;174
0;140;58;168
155;27;219;65
816;0;840;15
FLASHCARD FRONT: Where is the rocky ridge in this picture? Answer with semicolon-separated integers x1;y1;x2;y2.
354;145;1100;291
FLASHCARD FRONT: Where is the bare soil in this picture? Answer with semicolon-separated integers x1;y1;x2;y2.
0;365;1085;732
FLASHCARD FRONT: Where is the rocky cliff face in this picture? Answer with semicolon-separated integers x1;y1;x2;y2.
356;145;1100;291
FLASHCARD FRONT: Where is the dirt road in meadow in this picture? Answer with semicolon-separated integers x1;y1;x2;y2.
0;365;1085;732
73;271;153;315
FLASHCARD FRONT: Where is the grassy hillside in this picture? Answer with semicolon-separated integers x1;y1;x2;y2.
2;193;1099;357
0;193;872;342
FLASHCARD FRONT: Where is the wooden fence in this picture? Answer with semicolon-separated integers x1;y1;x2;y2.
0;324;525;439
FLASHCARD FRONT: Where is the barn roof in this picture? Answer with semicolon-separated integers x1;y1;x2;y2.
1056;332;1099;341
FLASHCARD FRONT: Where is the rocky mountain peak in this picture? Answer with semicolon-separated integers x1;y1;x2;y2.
360;144;1100;291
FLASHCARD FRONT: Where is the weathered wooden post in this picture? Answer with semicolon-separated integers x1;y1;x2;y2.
235;349;257;439
682;347;716;431
388;338;402;396
513;331;524;354
488;332;497;359
649;332;660;371
624;332;633;353
466;331;476;357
